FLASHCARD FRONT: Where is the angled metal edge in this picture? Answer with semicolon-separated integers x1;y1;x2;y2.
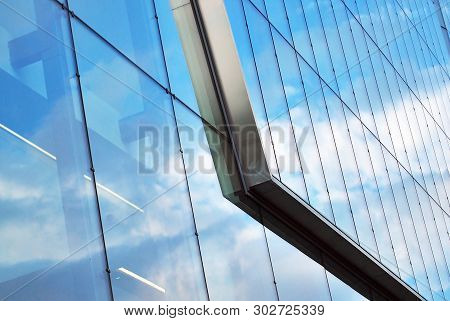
171;0;423;301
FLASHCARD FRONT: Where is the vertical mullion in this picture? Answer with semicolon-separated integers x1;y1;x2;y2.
62;0;114;301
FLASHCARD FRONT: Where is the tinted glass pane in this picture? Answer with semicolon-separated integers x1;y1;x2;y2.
364;130;399;274
284;0;316;70
72;20;207;300
302;0;338;93
400;167;445;300
174;102;277;301
0;0;110;300
298;58;356;240
264;0;291;42
266;229;331;300
70;0;167;85
154;0;199;113
243;3;308;200
384;152;433;300
225;0;282;179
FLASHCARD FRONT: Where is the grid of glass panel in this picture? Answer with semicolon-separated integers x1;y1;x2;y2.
0;0;369;301
224;0;450;301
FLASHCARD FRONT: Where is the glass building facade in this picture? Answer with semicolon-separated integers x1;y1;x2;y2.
0;0;448;301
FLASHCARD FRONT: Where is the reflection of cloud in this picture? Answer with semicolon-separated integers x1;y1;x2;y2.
0;177;44;201
283;85;299;97
247;4;450;297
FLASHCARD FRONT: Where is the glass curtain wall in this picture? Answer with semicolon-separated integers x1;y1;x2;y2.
224;0;450;301
0;0;367;301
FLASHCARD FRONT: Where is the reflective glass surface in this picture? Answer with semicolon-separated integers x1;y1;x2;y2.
69;0;167;85
174;102;278;300
0;0;111;300
1;0;449;301
71;19;207;300
265;229;331;300
226;0;450;300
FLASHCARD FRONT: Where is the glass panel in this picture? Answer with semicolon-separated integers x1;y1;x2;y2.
302;0;338;93
380;1;419;95
333;0;378;135
271;30;319;201
322;87;379;258
399;166;445;300
364;133;400;274
367;47;398;157
0;0;110;300
357;38;397;160
284;0;316;72
427;113;450;216
415;185;450;300
265;228;331;300
69;0;167;86
378;54;412;174
263;0;292;42
377;0;410;90
72;20;207;300
365;0;394;65
316;0;360;119
326;272;367;301
298;58;358;230
287;62;334;221
174;101;278;300
154;0;199;114
395;79;426;188
384;151;433;300
243;2;308;200
249;0;266;16
393;0;445;130
225;0;281;179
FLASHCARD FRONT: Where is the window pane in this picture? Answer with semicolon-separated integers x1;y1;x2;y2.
384;152;433;300
225;0;280;179
0;0;110;300
174;101;278;300
243;3;308;200
298;58;356;240
266;229;331;300
400;167;445;300
70;0;167;86
264;0;291;42
302;0;338;93
72;20;207;300
154;0;199;113
284;0;316;70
